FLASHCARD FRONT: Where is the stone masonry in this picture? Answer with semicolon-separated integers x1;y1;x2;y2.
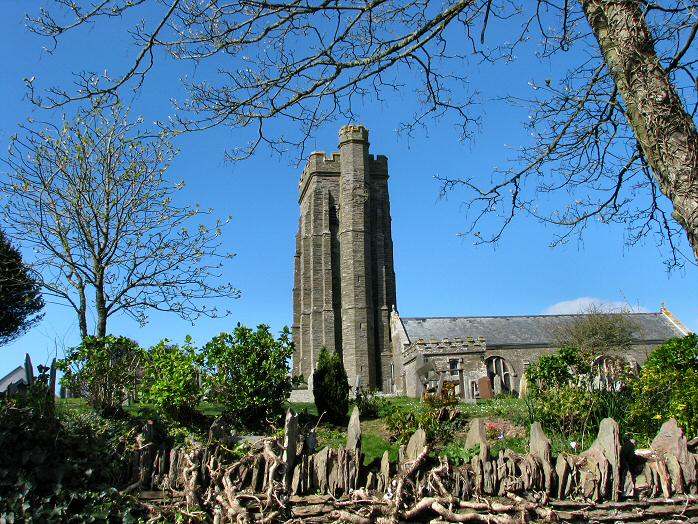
292;125;397;392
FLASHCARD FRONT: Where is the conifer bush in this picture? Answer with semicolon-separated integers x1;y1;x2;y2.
313;348;349;425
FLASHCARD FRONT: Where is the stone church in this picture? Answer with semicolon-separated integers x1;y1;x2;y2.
291;126;690;399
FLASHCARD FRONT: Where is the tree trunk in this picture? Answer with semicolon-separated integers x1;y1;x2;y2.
78;286;88;339
580;0;698;262
95;273;107;338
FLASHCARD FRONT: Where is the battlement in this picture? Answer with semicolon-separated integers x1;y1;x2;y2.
370;154;388;176
298;150;389;199
339;124;369;145
298;151;341;199
403;336;487;359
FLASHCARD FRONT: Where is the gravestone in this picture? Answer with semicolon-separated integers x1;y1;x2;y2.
478;376;493;399
493;375;502;395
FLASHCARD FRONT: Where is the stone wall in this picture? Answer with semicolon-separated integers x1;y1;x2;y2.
131;410;698;522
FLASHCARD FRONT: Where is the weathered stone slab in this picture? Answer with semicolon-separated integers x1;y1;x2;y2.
464;417;487;450
493;375;502;395
478;377;493;399
313;447;330;493
346;406;361;451
405;428;427;461
283;410;299;490
529;422;556;495
652;418;696;491
579;418;621;501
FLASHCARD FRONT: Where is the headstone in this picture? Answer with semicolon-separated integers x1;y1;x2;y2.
48;358;57;396
283;410;299;490
478;376;493;399
346;406;362;451
405;428;427;461
436;374;444;397
493;375;502;396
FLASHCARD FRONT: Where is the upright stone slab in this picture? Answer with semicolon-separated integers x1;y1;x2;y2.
493;375;502;396
283;410;299;491
652;418;697;492
405;428;427;462
579;418;622;501
529;422;556;495
478;376;493;399
465;418;488;450
346;406;362;451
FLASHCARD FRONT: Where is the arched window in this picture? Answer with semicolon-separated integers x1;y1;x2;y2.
486;356;514;395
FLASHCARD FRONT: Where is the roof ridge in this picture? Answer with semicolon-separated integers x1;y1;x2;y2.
401;312;660;320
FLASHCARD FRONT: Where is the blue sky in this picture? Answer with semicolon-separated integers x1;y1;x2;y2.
1;1;696;376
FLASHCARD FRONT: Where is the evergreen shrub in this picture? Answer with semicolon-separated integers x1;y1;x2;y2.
202;324;293;428
313;348;349;425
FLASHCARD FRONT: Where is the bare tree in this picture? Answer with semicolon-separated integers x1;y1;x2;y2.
2;103;238;338
24;0;698;266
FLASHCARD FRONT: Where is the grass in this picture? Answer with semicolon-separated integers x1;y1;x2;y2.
459;396;530;423
316;424;398;466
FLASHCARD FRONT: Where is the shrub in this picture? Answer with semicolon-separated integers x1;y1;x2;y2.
354;387;389;419
529;385;600;442
0;401;139;522
385;402;462;445
141;337;203;421
313;348;350;425
202;324;293;428
57;336;144;415
627;334;698;442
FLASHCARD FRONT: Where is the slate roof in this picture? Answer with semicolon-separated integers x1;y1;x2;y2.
400;312;686;347
0;366;27;394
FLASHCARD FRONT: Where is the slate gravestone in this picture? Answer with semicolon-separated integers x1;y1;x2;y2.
478;376;493;399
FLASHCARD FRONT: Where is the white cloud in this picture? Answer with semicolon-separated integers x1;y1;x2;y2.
543;297;649;315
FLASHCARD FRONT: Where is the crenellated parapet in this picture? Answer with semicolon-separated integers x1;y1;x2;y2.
403;336;487;360
298;152;341;201
338;124;369;144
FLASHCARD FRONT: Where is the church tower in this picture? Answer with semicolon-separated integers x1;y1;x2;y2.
292;125;396;392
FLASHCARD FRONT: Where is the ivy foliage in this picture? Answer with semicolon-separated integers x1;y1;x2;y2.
57;336;144;415
0;399;139;523
312;348;350;425
141;336;203;422
202;324;293;428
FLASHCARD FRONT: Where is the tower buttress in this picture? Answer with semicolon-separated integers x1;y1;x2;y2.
338;125;376;389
